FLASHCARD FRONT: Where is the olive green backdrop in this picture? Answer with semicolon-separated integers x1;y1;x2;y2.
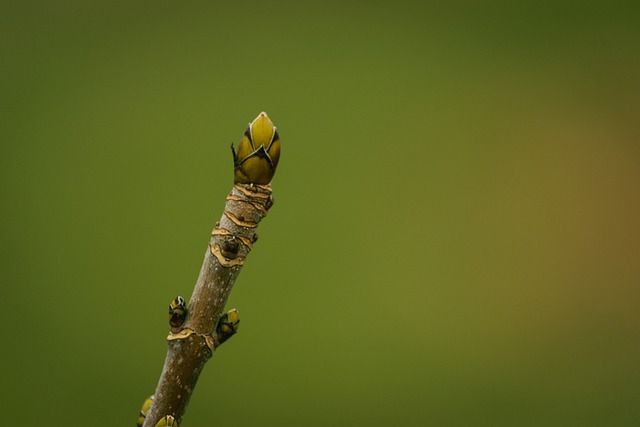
2;1;639;426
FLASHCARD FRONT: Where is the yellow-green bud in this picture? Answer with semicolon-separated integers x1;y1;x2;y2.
218;308;240;334
215;308;240;346
232;112;281;184
168;296;187;329
136;395;154;427
155;415;178;427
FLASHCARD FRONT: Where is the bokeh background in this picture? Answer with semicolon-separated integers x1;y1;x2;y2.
2;1;639;426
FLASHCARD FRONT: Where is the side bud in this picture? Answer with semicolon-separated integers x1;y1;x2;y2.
216;308;240;346
136;395;154;427
168;296;187;329
155;415;178;427
232;112;281;184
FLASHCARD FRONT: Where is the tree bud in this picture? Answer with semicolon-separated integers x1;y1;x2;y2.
232;112;281;184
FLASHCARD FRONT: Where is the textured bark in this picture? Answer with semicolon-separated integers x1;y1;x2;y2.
142;184;273;427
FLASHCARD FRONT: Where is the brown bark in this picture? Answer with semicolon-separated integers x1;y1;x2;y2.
142;184;273;427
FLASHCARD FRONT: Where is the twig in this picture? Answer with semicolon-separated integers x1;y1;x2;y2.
141;112;279;427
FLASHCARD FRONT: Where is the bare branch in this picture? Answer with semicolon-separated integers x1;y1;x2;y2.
141;111;280;427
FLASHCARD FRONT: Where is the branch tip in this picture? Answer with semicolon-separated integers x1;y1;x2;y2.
233;112;280;185
142;114;279;427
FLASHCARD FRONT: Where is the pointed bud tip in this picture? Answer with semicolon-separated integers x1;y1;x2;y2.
252;111;273;126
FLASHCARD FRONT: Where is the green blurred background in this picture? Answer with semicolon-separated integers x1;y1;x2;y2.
2;1;639;426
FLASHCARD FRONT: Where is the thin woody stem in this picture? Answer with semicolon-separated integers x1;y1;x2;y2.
142;184;273;427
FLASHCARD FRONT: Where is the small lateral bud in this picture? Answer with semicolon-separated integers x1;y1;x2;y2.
155;415;178;427
168;296;187;329
216;308;240;346
136;395;154;427
220;236;240;259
